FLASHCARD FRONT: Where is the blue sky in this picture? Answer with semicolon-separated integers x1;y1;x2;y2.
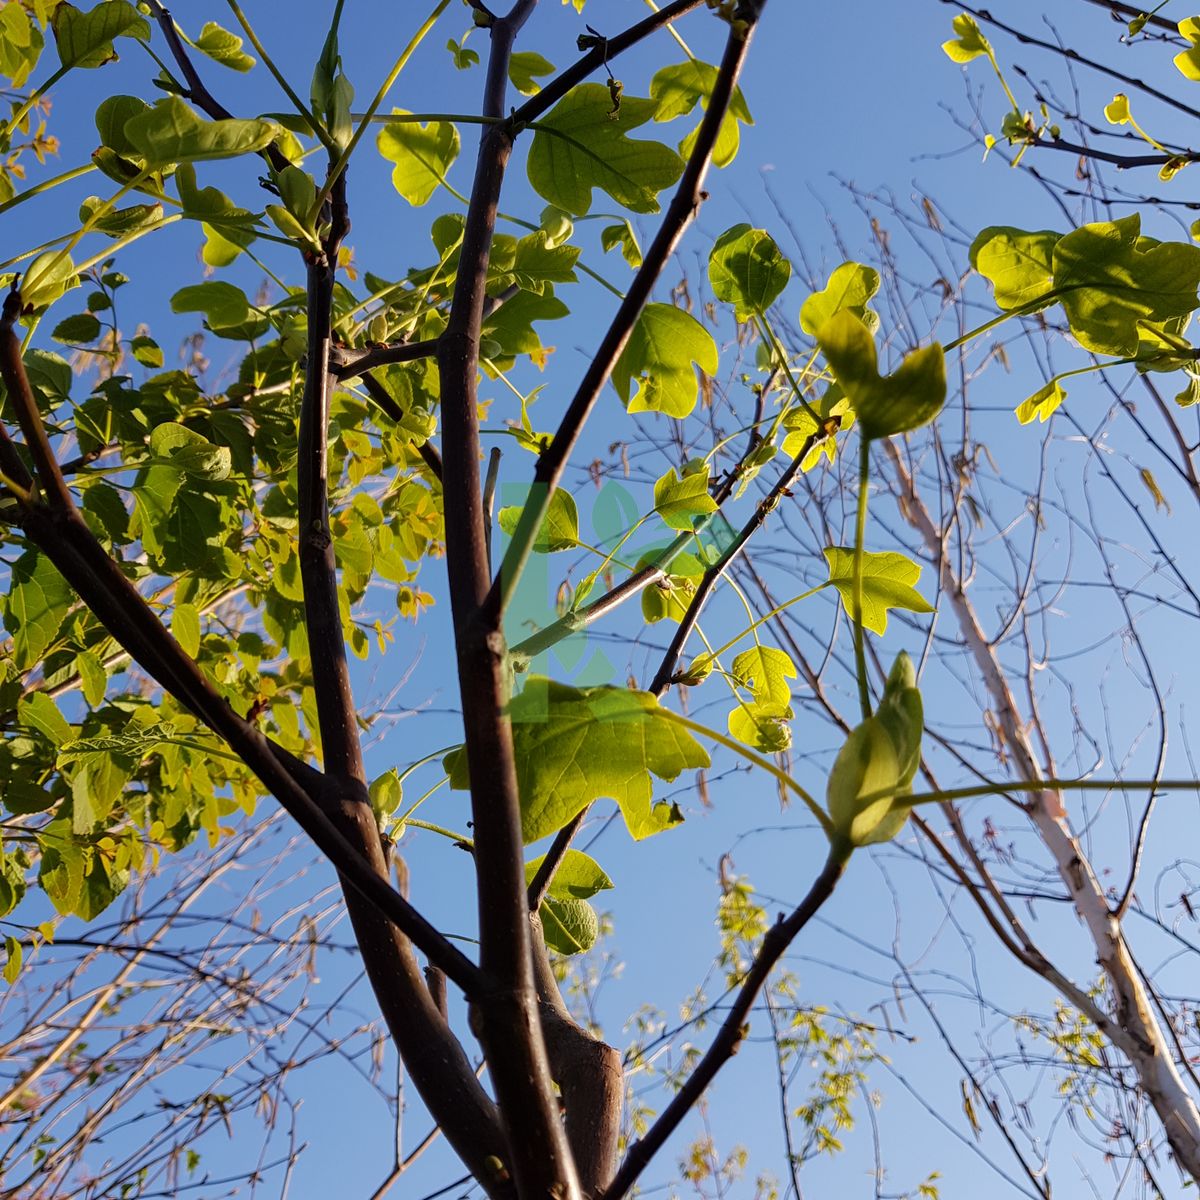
7;2;1200;1198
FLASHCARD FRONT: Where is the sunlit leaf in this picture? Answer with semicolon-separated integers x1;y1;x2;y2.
824;547;935;635
708;224;790;320
527;84;684;215
445;678;708;843
612;303;717;418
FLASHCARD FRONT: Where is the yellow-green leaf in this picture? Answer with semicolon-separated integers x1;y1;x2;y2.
824;547;934;635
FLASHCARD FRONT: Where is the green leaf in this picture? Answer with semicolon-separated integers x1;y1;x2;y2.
77;650;108;708
524;848;614;899
527;84;685;216
185;21;254;72
369;769;403;823
149;422;233;481
731;645;796;708
816;311;945;439
653;464;717;530
124;97;278;166
19;691;73;748
171;281;265;339
612;303;717;418
377;113;460;207
446;37;479;70
1051;214;1200;356
600;220;642;268
50;312;101;345
1015;379;1065;424
800;262;880;337
941;12;992;63
650;60;752;169
498;488;580;552
1175;17;1200;81
445;678;708;843
824;547;935;635
708;225;791;320
827;652;922;847
728;703;792;753
541;895;599;955
173;602;201;657
52;1;149;70
130;334;163;367
969;226;1061;311
0;3;43;89
4;551;73;670
94;93;150;156
20;250;78;311
509;50;554;95
3;936;22;985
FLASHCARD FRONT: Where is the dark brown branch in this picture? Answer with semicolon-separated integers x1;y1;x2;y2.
333;338;440;380
359;372;444;481
601;849;848;1200
297;174;517;1192
512;0;707;127
944;0;1200;123
144;0;291;174
491;5;764;613
526;810;586;912
298;177;364;786
531;913;623;1196
1078;0;1178;35
649;435;815;698
436;2;582;1196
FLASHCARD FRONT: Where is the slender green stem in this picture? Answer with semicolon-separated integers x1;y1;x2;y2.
1;65;68;144
403;816;474;847
702;581;831;663
222;0;331;148
853;436;871;720
0;163;97;217
860;776;1200;813
309;0;453;225
657;709;832;838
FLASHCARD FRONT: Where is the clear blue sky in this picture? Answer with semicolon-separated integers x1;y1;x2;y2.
7;2;1200;1198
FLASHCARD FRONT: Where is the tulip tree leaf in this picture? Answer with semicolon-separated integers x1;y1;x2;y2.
800;262;880;336
509;50;554;96
185;21;254;72
816;311;946;439
708;225;791;320
527;84;685;216
1015;379;1066;424
827;653;922;847
941;12;992;64
377;114;460;207
124;97;278;166
541;895;599;954
653;465;717;530
612;303;717;418
1052;215;1200;356
824;547;934;635
969;226;1061;311
445;678;709;843
4;551;73;670
52;1;149;70
731;645;796;708
650;60;753;169
524;848;613;900
498;488;580;552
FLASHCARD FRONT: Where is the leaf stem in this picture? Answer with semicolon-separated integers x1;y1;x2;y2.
309;0;454;225
657;708;831;838
853;435;871;720
221;0;331;148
